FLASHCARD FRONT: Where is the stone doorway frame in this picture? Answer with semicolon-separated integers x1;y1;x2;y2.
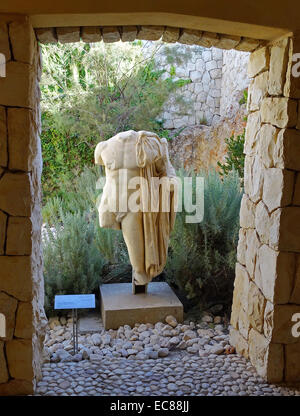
0;15;300;395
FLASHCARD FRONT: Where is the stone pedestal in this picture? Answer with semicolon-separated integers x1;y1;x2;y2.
100;282;183;330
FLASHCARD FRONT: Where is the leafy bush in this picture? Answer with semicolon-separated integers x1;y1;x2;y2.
217;130;245;180
217;89;248;181
43;166;242;315
41;41;191;200
41;41;243;316
165;169;243;312
42;166;99;223
43;210;106;315
239;88;248;105
42;167;130;315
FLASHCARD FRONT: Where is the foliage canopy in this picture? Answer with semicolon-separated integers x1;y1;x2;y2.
41;41;191;199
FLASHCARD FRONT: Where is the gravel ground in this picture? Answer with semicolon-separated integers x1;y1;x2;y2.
35;314;300;396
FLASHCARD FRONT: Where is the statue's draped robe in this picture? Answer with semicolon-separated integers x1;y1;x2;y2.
136;132;177;281
95;130;177;284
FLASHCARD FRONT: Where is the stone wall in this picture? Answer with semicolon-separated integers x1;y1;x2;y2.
0;16;46;395
230;35;300;382
155;45;223;127
220;49;250;119
155;45;249;128
153;46;249;172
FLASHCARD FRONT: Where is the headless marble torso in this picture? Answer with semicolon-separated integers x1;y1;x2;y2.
95;130;176;290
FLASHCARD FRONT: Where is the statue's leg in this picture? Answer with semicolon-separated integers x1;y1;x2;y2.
121;211;148;294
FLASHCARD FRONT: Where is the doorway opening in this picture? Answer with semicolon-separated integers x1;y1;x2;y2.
38;29;270;397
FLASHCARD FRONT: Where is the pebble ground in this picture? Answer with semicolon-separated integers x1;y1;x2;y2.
35;352;300;396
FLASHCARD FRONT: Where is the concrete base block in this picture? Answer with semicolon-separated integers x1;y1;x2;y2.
100;282;183;330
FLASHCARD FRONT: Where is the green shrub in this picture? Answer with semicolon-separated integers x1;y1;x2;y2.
165;169;242;312
217;130;245;181
42;166;100;223
42;167;130;316
43;166;242;315
43;209;106;316
218;89;248;181
41;42;192;200
239;88;248;105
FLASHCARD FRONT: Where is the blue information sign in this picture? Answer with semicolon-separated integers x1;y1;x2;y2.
54;294;95;310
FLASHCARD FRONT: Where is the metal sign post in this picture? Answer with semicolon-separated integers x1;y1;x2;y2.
72;308;78;355
54;294;96;355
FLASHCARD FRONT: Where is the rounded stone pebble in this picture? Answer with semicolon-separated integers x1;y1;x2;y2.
38;317;300;397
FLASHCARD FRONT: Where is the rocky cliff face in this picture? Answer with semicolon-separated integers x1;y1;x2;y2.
168;105;247;172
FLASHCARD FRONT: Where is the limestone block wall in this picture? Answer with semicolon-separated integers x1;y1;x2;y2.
166;47;249;172
157;46;249;128
230;35;300;382
156;45;223;127
220;49;250;119
0;16;46;395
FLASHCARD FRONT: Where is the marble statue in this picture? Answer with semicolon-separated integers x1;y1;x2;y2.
94;130;177;293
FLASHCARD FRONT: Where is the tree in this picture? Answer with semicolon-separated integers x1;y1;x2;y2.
40;41;191;199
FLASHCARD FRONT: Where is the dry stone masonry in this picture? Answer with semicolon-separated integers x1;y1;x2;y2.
159;47;249;128
220;49;250;119
35;26;265;52
164;46;249;172
157;46;224;127
230;34;300;383
0;16;47;395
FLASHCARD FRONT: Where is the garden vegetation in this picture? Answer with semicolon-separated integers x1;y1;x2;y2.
41;41;243;317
